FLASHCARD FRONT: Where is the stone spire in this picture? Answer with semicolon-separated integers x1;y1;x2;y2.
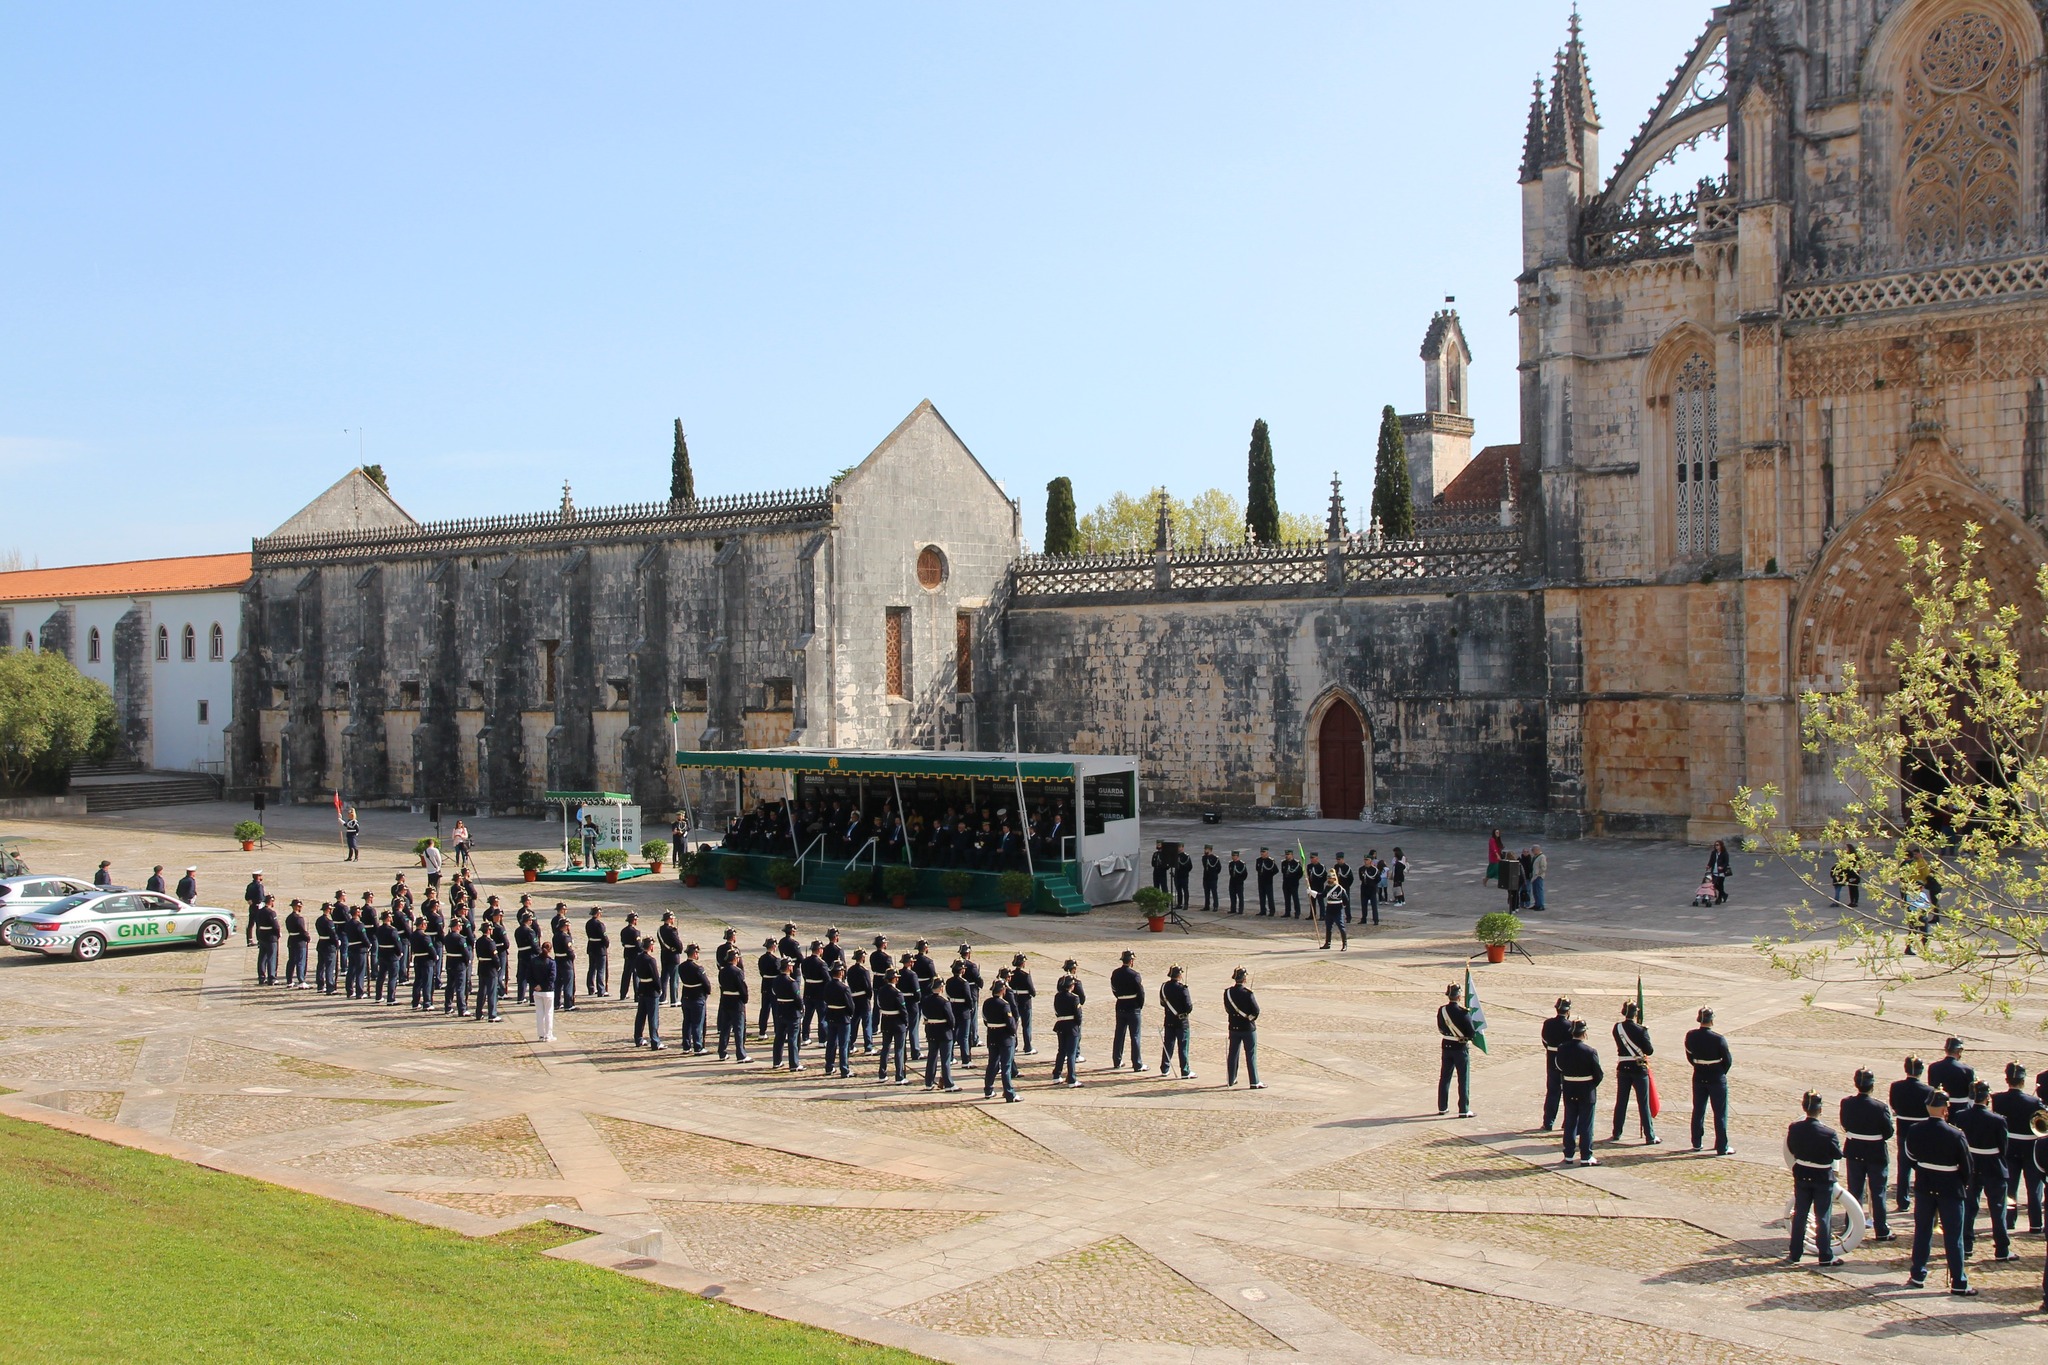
1325;473;1347;541
1542;8;1600;172
560;481;576;521
1153;487;1171;552
1520;76;1546;184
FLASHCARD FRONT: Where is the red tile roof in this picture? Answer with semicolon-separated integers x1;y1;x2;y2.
1436;444;1520;505
0;553;252;603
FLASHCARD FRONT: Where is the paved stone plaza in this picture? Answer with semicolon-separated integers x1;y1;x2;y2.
3;801;2046;1363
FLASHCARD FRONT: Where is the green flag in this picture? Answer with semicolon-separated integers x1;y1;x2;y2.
1465;966;1488;1054
1637;974;1646;1025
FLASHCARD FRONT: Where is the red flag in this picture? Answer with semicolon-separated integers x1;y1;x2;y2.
333;791;343;817
1647;1067;1662;1118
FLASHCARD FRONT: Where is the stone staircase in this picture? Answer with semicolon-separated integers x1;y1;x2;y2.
69;759;224;813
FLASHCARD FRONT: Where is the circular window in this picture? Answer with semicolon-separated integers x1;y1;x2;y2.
916;545;947;590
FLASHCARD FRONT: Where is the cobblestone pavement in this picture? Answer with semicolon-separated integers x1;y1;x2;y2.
3;801;2047;1363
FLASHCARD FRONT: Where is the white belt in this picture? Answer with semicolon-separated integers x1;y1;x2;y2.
1916;1160;1960;1172
1794;1159;1836;1170
1544;1046;1559;1053
1968;1145;2003;1156
1897;1116;1924;1123
1562;1074;1594;1083
1846;1131;1889;1142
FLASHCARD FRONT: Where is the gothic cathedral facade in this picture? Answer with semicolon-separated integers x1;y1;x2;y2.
1525;0;2048;838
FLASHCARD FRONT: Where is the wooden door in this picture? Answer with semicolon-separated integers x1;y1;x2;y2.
1318;704;1366;820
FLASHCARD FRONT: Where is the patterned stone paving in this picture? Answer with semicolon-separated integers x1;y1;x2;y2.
1230;1246;1789;1364
1;806;2045;1365
902;1235;1285;1349
652;1202;989;1283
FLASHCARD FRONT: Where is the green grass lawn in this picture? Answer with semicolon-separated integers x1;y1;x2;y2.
0;1114;929;1364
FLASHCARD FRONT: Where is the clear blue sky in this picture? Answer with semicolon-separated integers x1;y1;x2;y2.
0;2;1717;564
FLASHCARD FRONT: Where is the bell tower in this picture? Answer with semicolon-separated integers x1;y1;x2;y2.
1400;307;1476;504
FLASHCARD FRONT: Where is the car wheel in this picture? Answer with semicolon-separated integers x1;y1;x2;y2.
73;932;106;962
0;922;12;947
196;919;229;949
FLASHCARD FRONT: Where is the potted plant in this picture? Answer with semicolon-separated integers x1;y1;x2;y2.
718;854;747;891
883;864;917;908
767;858;800;900
940;870;973;911
517;850;549;882
839;868;869;907
1134;885;1171;932
1475;911;1523;964
999;870;1036;918
233;819;265;852
594;847;630;883
412;836;437;865
641;839;670;874
677;849;703;887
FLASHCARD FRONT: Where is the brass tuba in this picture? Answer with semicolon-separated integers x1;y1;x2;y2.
2031;1108;2048;1137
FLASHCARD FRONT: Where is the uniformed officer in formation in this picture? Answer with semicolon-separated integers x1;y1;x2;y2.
549;909;576;1011
441;912;472;1016
1226;851;1247;914
820;964;854;1077
314;902;339;995
471;913;500;1020
251;896;281;986
1611;1001;1656;1145
1929;1036;1974;1101
1889;1056;1934;1214
1786;1091;1846;1265
406;914;436;1010
1539;998;1572;1132
583;907;610;999
657;912;684;1005
769;958;803;1071
799;940;830;1044
1904;1091;1975;1295
1158;965;1194;1079
1957;1080;2017;1263
1991;1061;2044;1233
1009;954;1037;1054
755;937;782;1038
1555;1020;1603;1166
715;946;750;1061
1050;973;1082;1086
1199;846;1222;911
1224;968;1262;1088
981;977;1019;1102
1109;950;1144;1071
629;933;663;1050
1254;848;1278;916
1684;1007;1735;1156
1318;875;1348;951
875;966;910;1084
1171;845;1193;910
1436;983;1475;1118
676;945;710;1053
920;975;959;1091
1840;1068;1897;1242
845;949;873;1054
1279;849;1302;918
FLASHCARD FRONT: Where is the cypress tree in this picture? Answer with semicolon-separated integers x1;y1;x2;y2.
1043;477;1079;555
1369;405;1414;538
670;419;696;503
1245;419;1280;544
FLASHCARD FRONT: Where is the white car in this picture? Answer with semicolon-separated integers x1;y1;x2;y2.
7;890;235;960
0;875;112;946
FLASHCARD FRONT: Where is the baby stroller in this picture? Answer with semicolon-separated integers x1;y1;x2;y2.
1691;876;1718;907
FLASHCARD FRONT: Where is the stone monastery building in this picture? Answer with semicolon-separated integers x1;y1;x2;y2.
220;0;2048;841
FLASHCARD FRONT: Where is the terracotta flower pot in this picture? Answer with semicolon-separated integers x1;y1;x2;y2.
724;878;741;891
650;861;663;875
1484;943;1507;964
241;841;255;852
683;874;700;887
523;869;538;882
844;894;862;907
1146;915;1166;933
776;886;794;900
890;894;907;908
946;895;963;911
1004;903;1023;917
604;869;619;884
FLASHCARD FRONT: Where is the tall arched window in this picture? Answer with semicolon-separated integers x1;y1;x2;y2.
180;624;196;661
208;623;224;661
1899;10;2025;254
1674;350;1720;556
87;627;101;663
155;625;169;661
24;630;35;652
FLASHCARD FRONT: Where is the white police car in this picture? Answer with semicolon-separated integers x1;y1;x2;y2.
7;890;236;961
0;875;109;946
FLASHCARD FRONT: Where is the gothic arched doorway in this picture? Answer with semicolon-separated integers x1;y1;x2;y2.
1316;701;1368;820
